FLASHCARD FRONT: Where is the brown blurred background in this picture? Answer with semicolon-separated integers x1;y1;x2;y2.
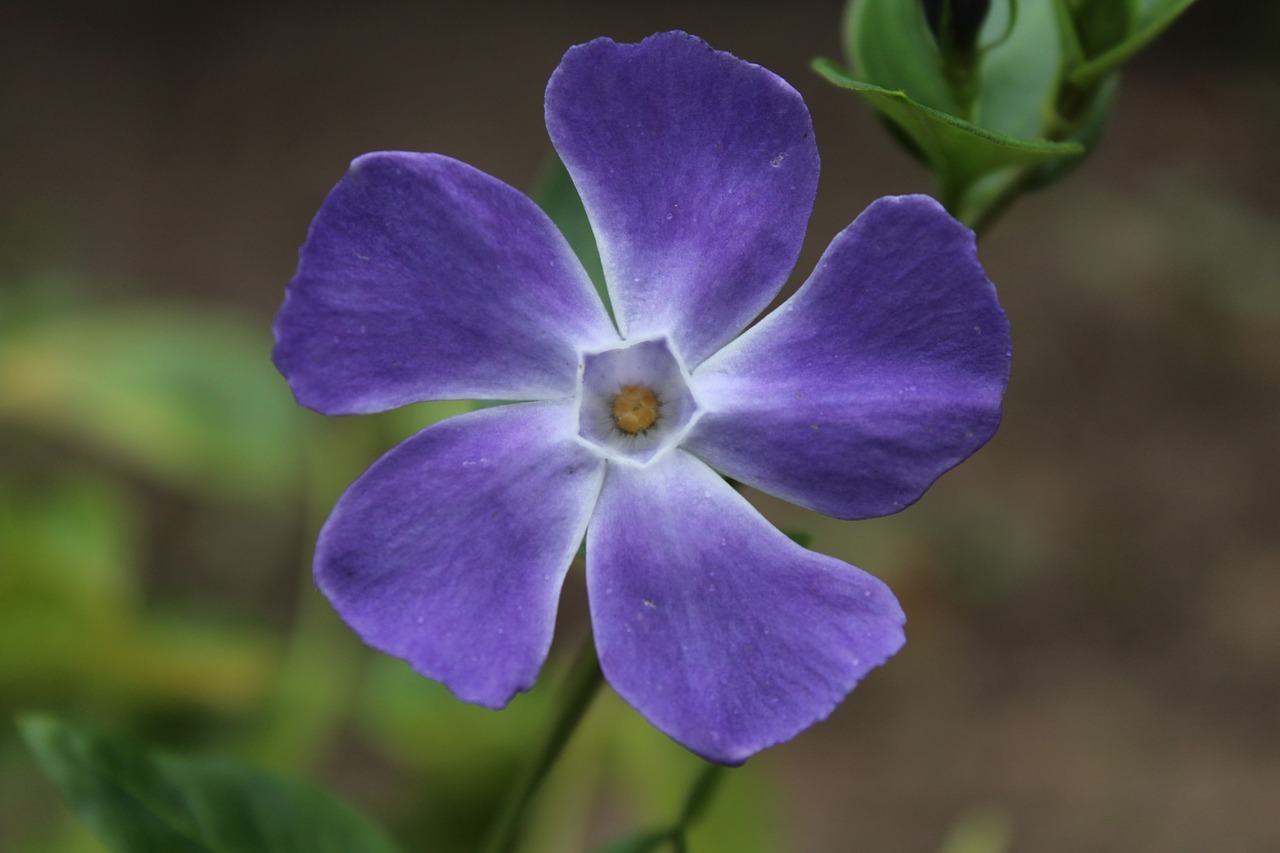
2;1;1278;850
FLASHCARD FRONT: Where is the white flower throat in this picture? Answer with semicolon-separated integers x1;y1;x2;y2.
576;337;702;466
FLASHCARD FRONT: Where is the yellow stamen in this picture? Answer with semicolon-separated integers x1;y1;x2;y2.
611;385;660;434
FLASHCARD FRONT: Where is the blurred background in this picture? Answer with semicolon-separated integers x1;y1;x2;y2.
1;1;1277;850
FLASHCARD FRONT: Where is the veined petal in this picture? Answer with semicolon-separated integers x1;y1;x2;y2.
315;401;605;707
685;195;1011;520
587;450;905;765
274;152;618;415
545;32;819;366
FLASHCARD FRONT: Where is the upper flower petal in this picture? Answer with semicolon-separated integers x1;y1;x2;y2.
273;152;618;415
545;32;820;366
684;195;1011;520
586;449;905;765
315;401;605;707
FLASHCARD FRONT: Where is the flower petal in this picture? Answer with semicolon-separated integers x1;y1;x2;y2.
315;401;605;707
273;152;618;415
545;32;819;366
587;450;905;765
685;195;1011;520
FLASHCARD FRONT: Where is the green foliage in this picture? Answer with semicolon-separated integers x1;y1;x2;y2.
784;529;815;549
844;0;961;115
18;715;400;853
1067;0;1198;88
1067;0;1137;59
813;61;1081;215
0;303;303;505
0;475;274;712
818;0;1200;230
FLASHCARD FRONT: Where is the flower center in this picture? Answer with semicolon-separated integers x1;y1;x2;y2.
611;385;660;434
576;337;702;466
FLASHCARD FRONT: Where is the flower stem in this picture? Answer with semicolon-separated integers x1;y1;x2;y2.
961;167;1037;239
480;635;604;853
669;762;727;852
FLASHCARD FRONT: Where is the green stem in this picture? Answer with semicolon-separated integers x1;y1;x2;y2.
669;763;727;852
953;4;1106;238
961;167;1037;238
480;636;605;853
960;71;1103;237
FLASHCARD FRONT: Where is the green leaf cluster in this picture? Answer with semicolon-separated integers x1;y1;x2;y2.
19;716;399;853
816;0;1199;230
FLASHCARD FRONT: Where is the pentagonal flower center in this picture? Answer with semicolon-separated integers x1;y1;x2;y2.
577;337;700;465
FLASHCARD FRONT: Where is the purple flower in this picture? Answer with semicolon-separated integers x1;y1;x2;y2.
272;32;1010;765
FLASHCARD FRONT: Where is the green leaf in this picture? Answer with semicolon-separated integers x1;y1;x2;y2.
843;0;960;115
0;306;303;505
19;715;401;853
1029;71;1119;189
1069;0;1198;88
532;154;612;324
813;60;1082;205
784;530;815;549
1052;0;1089;71
1066;0;1138;58
972;0;1066;140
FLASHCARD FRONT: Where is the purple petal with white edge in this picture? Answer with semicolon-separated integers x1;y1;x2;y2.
545;32;819;366
684;195;1011;520
587;450;905;765
316;401;604;707
273;152;618;415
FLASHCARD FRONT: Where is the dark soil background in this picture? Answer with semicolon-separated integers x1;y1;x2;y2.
3;1;1278;850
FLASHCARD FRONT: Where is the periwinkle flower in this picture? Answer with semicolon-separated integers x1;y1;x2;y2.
273;32;1010;765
